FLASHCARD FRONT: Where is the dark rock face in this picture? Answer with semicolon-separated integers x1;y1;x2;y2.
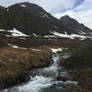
60;15;92;35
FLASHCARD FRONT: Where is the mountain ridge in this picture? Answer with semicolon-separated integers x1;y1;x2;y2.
60;15;92;36
0;2;92;36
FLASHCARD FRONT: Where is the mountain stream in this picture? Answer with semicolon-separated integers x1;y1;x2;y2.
2;54;77;92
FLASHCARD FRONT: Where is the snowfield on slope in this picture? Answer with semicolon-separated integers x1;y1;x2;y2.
50;31;92;40
0;28;29;37
8;28;29;37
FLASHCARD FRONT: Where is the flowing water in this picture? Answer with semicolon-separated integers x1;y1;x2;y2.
2;54;77;92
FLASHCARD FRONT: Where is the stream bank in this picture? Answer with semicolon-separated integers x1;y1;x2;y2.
2;53;77;92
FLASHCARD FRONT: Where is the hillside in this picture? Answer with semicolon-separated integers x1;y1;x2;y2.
60;15;92;36
0;2;92;36
0;2;63;35
60;40;92;92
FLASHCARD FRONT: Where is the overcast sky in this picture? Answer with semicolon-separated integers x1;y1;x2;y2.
0;0;92;29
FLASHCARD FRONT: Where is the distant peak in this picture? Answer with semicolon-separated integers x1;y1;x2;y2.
60;15;91;35
60;15;75;20
60;15;78;24
62;15;70;18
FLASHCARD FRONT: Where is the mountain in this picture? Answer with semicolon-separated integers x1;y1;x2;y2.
0;2;92;36
0;2;65;35
60;15;92;36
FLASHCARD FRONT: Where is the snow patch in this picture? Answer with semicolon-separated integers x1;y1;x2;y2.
51;31;68;38
8;43;19;48
70;34;87;40
0;28;29;37
31;49;42;52
79;31;86;35
51;48;62;53
8;28;29;37
6;8;9;11
51;31;88;40
21;5;26;7
8;43;27;49
11;45;19;48
32;33;40;37
44;35;57;38
0;29;5;32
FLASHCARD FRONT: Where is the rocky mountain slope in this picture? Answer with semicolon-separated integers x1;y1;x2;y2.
0;2;63;35
60;15;92;36
0;2;92;36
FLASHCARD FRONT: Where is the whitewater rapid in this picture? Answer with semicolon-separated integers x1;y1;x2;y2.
2;54;77;92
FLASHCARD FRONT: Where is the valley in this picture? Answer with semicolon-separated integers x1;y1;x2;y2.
0;2;92;92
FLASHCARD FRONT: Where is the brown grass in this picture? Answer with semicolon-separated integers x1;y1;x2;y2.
0;47;52;89
72;68;92;92
61;42;92;92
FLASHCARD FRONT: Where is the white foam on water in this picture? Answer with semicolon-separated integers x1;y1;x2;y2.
44;54;59;73
3;76;53;92
15;55;60;92
18;76;52;92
